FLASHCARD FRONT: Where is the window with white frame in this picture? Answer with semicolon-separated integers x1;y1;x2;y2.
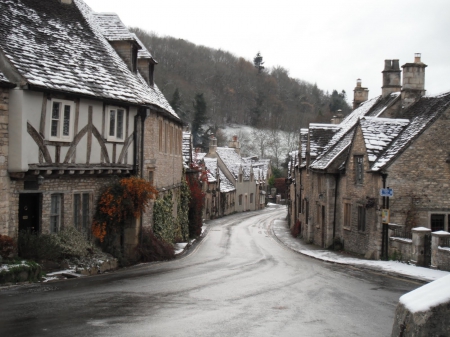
107;107;125;141
50;194;62;233
49;99;74;141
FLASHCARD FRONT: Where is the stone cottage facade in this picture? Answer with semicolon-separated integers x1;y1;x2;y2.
0;0;182;255
288;54;450;260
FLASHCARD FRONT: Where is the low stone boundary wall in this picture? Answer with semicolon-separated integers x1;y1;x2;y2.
391;274;450;336
388;226;450;271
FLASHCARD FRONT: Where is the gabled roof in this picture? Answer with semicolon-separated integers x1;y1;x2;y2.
182;131;192;168
310;93;400;170
308;124;340;158
215;147;242;180
0;70;15;88
371;91;450;171
250;158;270;183
360;117;409;163
299;128;308;167
204;157;235;192
203;158;218;183
0;0;177;118
92;12;136;42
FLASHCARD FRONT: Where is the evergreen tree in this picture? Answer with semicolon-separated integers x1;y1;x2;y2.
253;52;265;73
191;93;207;147
170;88;182;113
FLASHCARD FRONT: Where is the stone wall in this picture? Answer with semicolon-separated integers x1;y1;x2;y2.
341;126;382;258
0;88;10;236
142;110;183;229
437;247;450;272
389;237;412;262
9;175;116;237
386;107;450;230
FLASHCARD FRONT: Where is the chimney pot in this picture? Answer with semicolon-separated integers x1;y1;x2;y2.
392;59;400;70
414;53;421;63
356;78;362;87
384;60;392;70
60;0;73;4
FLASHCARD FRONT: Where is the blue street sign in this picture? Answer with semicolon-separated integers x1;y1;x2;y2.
380;188;394;197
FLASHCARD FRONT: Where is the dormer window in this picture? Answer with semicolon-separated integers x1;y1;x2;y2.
107;106;125;142
49;99;74;142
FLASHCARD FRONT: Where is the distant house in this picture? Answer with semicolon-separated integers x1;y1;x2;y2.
0;0;182;255
205;135;270;215
288;54;450;259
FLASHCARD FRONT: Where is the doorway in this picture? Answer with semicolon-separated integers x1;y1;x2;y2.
19;193;41;233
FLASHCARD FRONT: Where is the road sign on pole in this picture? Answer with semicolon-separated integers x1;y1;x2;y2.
380;188;394;197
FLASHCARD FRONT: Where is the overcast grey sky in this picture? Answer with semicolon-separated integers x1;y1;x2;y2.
84;0;450;103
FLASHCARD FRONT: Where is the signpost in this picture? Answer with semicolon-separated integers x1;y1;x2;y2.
381;186;393;261
380;188;394;197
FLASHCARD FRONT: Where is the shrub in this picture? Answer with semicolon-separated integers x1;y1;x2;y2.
18;228;93;261
0;234;16;259
136;228;175;262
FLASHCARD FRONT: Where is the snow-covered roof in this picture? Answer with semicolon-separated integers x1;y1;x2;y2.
0;70;14;87
216;147;242;180
308;124;341;158
92;12;136;42
0;0;177;118
310;93;400;170
204;157;235;192
360;117;409;163
203;157;218;183
182;131;192;167
371;92;450;171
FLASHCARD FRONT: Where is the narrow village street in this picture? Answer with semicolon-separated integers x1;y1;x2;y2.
0;205;419;337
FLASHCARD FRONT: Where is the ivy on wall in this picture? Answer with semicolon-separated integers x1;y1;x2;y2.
153;175;191;243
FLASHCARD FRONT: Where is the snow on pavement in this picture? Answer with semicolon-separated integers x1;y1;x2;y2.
271;218;449;283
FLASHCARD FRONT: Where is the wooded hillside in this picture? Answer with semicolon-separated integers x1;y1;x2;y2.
132;28;351;134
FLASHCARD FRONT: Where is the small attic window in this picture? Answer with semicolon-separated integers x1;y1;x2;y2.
149;63;155;86
132;45;138;73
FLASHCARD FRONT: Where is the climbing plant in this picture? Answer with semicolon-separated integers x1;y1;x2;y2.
153;191;175;243
92;176;158;243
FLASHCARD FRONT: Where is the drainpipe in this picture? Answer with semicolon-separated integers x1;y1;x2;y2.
139;108;150;246
381;173;388;260
332;173;339;250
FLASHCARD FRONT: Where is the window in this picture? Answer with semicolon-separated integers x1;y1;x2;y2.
107;107;125;141
357;206;366;231
430;214;445;232
239;194;243;206
148;170;154;185
239;173;243;183
159;119;163;151
49;100;74;141
305;200;309;224
74;193;90;233
355;156;364;184
50;194;62;233
250;193;254;203
344;203;351;229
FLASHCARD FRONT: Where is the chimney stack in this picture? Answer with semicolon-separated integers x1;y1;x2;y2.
228;135;241;155
353;78;369;109
208;135;217;156
401;53;427;108
382;59;402;97
331;110;344;124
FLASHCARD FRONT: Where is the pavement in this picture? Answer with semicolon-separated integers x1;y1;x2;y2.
268;207;449;284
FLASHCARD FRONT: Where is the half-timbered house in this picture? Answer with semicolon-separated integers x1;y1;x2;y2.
0;0;182;255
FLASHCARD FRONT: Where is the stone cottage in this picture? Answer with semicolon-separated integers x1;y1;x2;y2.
0;0;183;255
288;54;450;260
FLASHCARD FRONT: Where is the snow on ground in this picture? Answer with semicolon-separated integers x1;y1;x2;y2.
0;261;27;272
271;218;450;283
174;243;188;255
400;274;450;312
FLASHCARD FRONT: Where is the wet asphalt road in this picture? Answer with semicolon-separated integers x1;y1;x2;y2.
0;206;419;337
